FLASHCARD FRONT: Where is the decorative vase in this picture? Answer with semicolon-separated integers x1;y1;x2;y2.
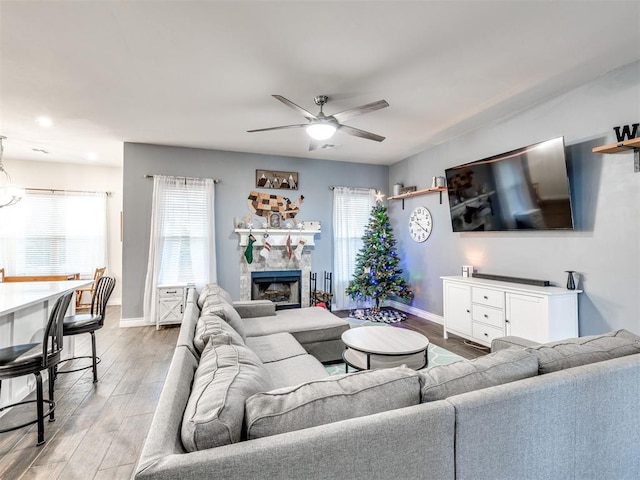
565;270;576;290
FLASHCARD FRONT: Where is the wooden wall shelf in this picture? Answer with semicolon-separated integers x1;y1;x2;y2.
592;137;640;172
388;186;448;209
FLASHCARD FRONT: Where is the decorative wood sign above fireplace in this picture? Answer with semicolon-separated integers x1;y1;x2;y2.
256;169;298;190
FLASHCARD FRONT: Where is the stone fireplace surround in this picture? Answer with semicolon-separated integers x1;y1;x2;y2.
236;229;320;308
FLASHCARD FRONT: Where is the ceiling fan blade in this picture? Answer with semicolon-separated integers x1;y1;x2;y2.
272;95;317;120
339;125;386;142
308;138;321;151
247;124;307;133
331;100;389;123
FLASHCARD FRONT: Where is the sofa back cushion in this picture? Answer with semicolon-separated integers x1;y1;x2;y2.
201;298;247;341
181;335;273;452
197;283;233;309
245;366;420;440
193;314;244;354
418;348;538;402
526;329;640;374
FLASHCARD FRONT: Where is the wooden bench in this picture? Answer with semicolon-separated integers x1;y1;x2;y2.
3;273;80;282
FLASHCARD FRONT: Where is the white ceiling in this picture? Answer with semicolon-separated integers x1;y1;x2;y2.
1;1;639;167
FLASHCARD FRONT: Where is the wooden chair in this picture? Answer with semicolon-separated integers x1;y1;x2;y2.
0;268;4;282
75;267;106;309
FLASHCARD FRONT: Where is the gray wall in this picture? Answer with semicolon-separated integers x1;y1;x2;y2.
122;144;387;319
389;61;640;335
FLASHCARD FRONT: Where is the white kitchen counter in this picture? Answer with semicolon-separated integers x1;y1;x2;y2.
0;280;89;316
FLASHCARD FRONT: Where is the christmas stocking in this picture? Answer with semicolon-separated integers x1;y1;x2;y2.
294;239;305;260
244;234;255;264
286;234;293;259
260;241;272;259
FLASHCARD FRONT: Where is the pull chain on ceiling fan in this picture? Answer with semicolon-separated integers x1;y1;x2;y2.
247;95;389;151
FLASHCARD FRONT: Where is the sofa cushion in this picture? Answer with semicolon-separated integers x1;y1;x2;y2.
525;329;640;374
197;283;233;309
418;348;538;402
232;300;276;318
264;354;330;389
245;366;420;439
201;299;247;341
193;314;244;354
181;334;273;452
245;332;307;363
242;307;349;345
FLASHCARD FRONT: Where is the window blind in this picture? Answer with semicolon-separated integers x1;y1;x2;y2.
0;191;107;277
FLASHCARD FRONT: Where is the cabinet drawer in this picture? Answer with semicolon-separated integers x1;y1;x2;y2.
158;287;185;298
472;322;505;345
472;304;504;328
472;287;504;309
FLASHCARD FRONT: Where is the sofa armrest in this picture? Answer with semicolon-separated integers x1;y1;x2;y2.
491;336;542;352
232;300;276;318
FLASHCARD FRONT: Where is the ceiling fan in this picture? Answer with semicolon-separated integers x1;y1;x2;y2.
247;95;389;151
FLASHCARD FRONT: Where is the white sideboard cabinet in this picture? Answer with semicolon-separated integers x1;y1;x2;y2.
442;276;580;347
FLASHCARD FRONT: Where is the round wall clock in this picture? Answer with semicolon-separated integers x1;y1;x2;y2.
408;206;432;242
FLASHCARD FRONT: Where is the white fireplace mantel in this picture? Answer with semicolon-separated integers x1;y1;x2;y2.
234;228;321;247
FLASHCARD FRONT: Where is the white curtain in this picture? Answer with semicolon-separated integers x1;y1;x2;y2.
143;175;216;324
332;186;376;311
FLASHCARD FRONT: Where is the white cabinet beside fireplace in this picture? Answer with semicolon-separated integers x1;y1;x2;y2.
442;276;580;347
157;284;187;330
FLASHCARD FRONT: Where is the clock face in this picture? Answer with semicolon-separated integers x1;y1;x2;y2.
409;206;432;242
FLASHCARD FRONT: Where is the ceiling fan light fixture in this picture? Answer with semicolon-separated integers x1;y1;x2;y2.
306;122;336;140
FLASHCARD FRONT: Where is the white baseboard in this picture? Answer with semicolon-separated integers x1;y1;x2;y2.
119;317;152;328
386;300;444;325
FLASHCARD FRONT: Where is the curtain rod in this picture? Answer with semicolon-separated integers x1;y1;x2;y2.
144;174;220;184
26;187;112;196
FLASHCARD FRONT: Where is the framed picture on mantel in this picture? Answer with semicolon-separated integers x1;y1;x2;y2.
256;169;298;190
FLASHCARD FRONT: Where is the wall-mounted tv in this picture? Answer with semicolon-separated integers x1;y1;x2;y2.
445;136;574;232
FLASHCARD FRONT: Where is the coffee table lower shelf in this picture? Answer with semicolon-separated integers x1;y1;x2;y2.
342;347;428;372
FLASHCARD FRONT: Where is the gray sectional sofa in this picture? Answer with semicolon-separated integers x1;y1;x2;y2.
135;284;640;480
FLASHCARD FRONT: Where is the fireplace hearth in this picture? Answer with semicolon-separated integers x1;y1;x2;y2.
251;270;302;310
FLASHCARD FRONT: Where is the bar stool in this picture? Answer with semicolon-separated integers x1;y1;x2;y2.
56;276;115;384
0;291;73;445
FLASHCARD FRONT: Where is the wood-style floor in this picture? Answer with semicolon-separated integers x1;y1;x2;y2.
0;305;486;479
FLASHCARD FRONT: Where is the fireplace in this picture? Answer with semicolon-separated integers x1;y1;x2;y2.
251;270;302;310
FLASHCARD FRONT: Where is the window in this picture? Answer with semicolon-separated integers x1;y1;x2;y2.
332;187;376;310
143;175;216;324
0;191;107;277
157;182;213;285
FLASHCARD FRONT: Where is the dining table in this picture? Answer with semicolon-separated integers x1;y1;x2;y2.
0;280;91;412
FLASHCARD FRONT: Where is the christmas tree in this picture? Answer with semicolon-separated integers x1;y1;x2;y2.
346;203;412;309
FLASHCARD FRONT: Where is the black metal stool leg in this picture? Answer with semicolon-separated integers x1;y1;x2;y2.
35;372;45;446
48;367;56;422
91;332;98;383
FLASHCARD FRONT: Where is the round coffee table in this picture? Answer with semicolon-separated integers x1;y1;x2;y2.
341;327;429;372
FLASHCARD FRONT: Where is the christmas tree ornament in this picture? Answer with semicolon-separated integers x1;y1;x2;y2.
260;240;272;259
244;234;256;264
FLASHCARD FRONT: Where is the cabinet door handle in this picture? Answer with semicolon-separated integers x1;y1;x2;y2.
483;295;488;300
483;332;489;337
484;314;488;318
505;319;510;324
466;309;470;313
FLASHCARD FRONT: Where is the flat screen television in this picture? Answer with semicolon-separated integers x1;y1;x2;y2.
445;136;574;232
